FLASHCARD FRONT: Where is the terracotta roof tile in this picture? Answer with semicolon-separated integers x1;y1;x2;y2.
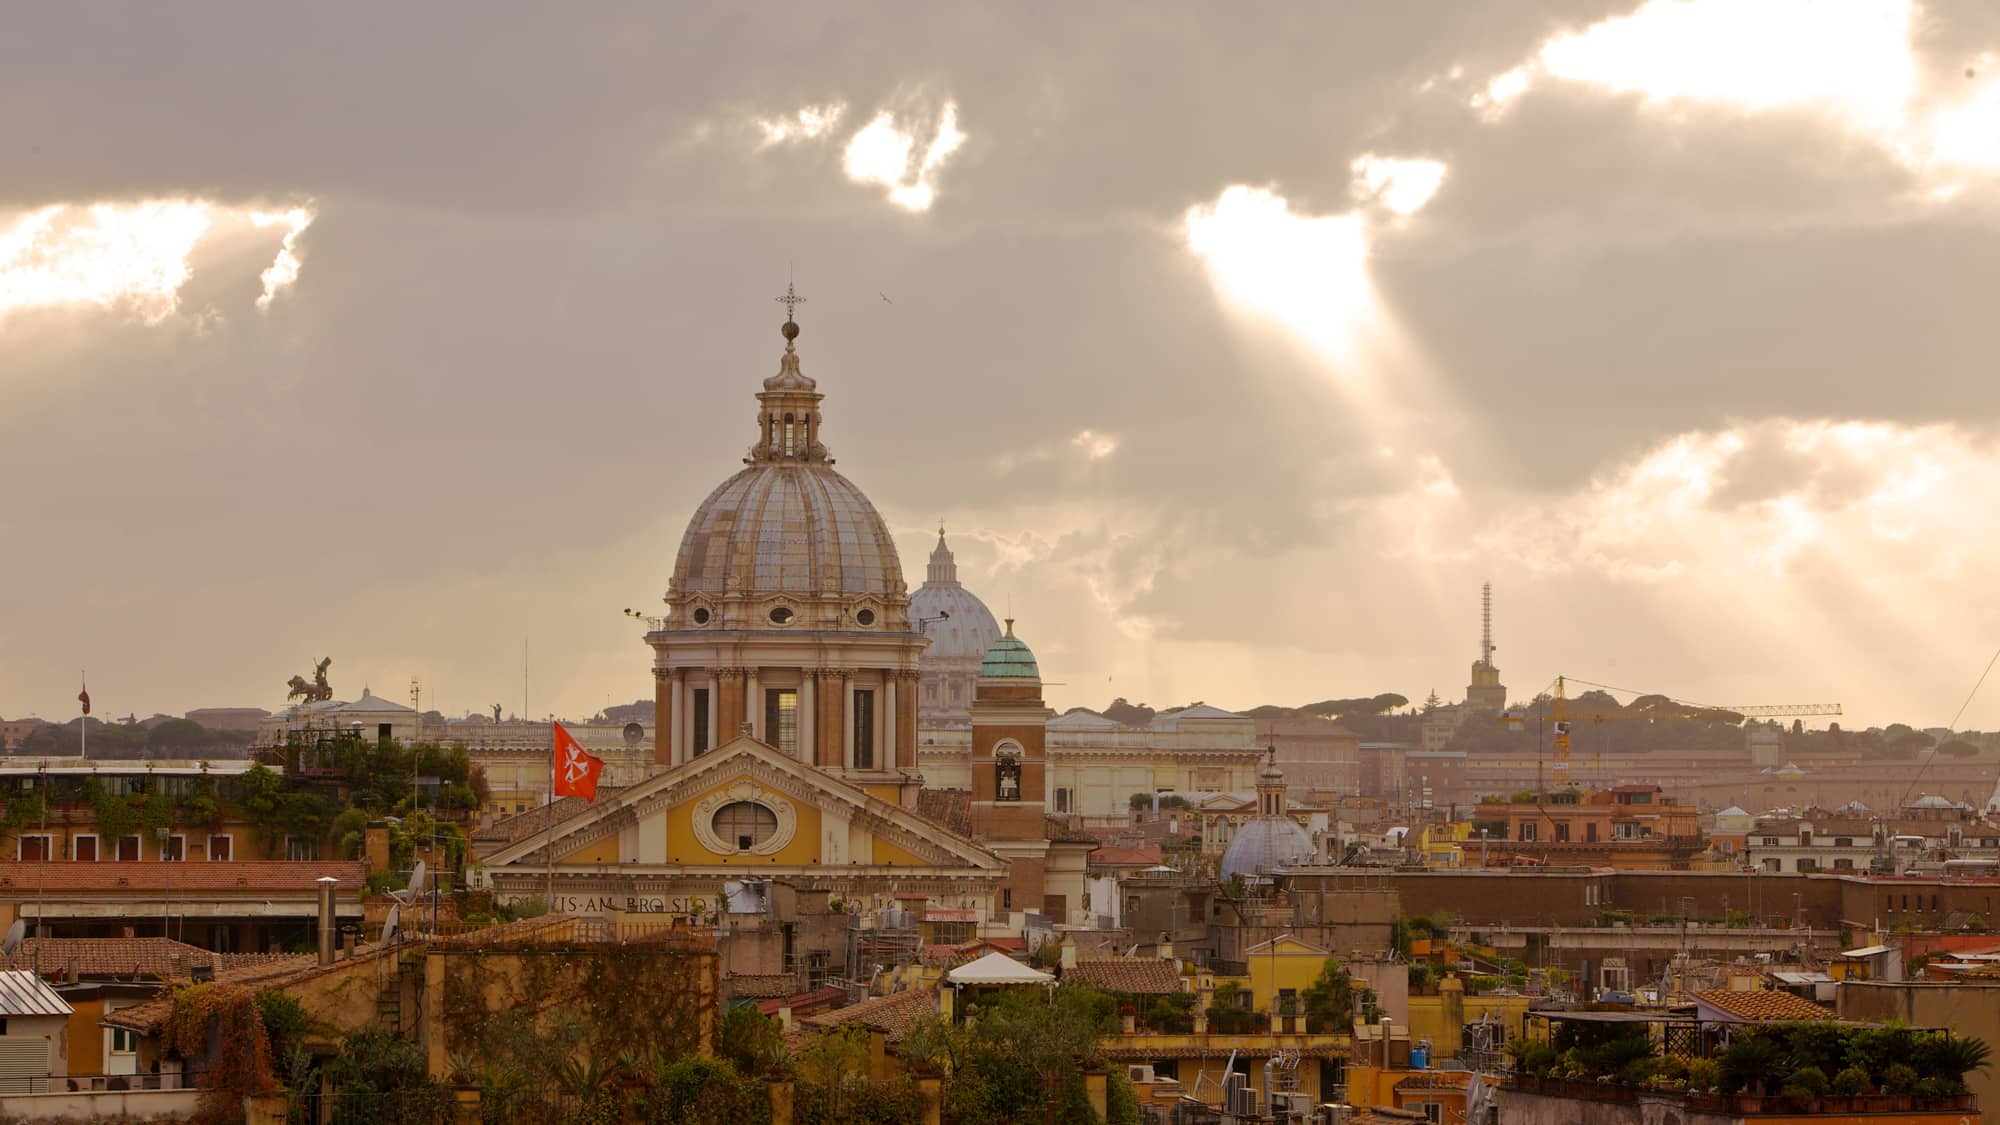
1693;988;1834;1022
1088;845;1163;868
1064;959;1185;994
913;789;974;838
798;988;937;1042
13;938;215;981
0;861;366;893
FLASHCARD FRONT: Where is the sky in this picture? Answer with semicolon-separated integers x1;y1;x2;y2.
5;1;2000;731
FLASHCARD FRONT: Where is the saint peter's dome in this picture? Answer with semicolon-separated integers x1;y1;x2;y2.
666;315;907;628
909;531;1003;662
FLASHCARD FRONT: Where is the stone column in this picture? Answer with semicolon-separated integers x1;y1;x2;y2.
798;675;816;764
884;677;898;772
897;670;919;769
652;670;672;768
746;669;762;741
669;671;685;767
843;676;857;769
820;672;847;769
705;676;719;751
716;670;745;745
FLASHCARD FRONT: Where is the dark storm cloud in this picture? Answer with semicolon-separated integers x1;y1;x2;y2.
4;2;1999;727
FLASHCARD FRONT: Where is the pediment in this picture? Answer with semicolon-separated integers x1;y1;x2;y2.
486;735;1003;870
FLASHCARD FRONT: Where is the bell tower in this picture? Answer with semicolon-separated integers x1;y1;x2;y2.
969;619;1051;922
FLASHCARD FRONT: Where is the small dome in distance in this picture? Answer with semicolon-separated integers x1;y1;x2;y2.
979;619;1040;680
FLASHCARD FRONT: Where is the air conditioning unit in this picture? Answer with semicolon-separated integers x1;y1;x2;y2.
1127;1064;1156;1084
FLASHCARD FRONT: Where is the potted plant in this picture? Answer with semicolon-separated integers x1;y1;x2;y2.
1826;1064;1869;1112
1720;1035;1784;1112
1882;1062;1920;1110
1781;1065;1827;1113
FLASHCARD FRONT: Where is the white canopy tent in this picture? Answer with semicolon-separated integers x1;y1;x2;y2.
946;951;1055;985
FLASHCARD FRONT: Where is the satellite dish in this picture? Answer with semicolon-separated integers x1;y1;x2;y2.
622;722;644;747
381;904;401;947
405;860;426;900
1;919;25;958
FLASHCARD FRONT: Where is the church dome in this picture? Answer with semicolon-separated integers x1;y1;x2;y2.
665;312;908;621
910;530;1002;663
979;621;1040;680
1219;817;1315;881
672;466;903;599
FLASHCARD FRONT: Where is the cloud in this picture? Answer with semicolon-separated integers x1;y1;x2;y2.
1475;418;1996;584
1351;154;1448;216
842;101;966;211
1071;429;1118;461
1184;186;1372;362
251;206;314;311
755;102;846;147
1469;0;2000;189
0;201;213;325
0;199;318;328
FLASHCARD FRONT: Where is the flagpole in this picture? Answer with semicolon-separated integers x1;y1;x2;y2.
545;719;555;909
79;672;87;758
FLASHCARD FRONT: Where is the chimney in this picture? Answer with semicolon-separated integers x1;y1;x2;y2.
315;876;339;966
1158;932;1174;961
1060;939;1077;969
1439;973;1465;1056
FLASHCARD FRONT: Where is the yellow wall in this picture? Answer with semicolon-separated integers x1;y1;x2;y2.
864;785;902;804
663;785;822;865
1407;993;1529;1056
567;837;620;864
873;838;926;867
1244;938;1331;1013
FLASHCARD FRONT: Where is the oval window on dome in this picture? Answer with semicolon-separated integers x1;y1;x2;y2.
769;607;795;625
855;608;876;626
713;801;778;851
692;607;711;625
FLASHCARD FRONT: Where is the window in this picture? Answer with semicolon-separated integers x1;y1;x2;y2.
764;689;799;755
286;837;321;861
1586;822;1599;843
853;689;875;769
1055;788;1071;813
1421;1103;1443;1123
18;835;50;862
1762;836;1780;846
1278;988;1299;1017
1002;887;1013;910
73;835;98;862
692;688;711;755
996;757;1021;801
208;835;232;862
855;608;875;626
1519;822;1537;842
713;802;778;851
692;607;711;625
1554;822;1570;843
117;835;141;862
1763;858;1782;872
162;835;186;862
768;606;795;625
1833;858;1854;870
1835;837;1852;847
110;1028;138;1054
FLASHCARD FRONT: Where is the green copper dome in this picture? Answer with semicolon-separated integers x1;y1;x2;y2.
979;619;1040;679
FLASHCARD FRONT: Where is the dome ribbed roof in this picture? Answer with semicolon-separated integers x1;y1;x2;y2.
1219;818;1315;881
910;530;1002;664
671;464;903;599
980;620;1040;680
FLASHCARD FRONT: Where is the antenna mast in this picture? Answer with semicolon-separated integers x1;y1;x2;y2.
1481;582;1494;666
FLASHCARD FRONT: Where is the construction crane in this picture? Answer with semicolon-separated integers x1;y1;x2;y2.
1502;676;1841;786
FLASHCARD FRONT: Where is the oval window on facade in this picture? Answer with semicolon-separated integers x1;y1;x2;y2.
692;607;711;625
855;608;876;626
713;801;779;851
769;607;795;625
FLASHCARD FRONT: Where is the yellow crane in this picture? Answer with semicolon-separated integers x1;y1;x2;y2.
1502;676;1841;786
